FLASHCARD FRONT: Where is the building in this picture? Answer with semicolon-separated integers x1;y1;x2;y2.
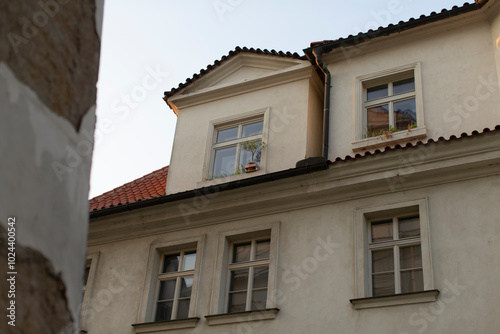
85;1;500;333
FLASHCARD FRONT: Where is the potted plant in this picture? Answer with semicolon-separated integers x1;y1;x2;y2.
240;139;265;173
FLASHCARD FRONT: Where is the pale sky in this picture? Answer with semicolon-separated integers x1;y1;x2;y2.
89;0;463;198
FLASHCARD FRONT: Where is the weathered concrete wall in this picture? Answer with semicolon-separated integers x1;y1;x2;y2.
0;1;104;333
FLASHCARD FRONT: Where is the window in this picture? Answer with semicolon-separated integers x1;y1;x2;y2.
227;238;270;313
155;250;197;321
134;237;204;332
212;119;264;178
365;76;416;137
207;222;279;326
369;214;422;296
81;253;99;328
353;63;426;151
352;199;436;309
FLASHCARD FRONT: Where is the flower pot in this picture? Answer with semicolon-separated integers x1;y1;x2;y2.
244;162;259;173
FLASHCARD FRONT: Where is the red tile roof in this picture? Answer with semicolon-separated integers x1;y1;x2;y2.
89;166;169;212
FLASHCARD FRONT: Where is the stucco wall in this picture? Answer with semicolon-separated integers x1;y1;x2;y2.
0;1;104;333
85;174;500;334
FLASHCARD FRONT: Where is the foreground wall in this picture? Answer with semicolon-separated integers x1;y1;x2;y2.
0;1;104;333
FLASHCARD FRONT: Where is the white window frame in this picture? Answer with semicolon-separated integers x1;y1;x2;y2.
134;236;205;333
353;198;436;309
207;222;280;326
202;107;270;182
80;252;100;329
353;62;426;151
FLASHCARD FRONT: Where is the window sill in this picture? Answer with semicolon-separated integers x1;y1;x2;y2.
352;127;427;152
350;289;439;310
132;318;200;333
205;308;279;326
198;167;267;188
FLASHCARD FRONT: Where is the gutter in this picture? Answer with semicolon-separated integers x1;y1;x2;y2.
89;160;329;219
312;46;331;161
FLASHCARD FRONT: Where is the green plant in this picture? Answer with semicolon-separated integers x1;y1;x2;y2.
240;140;266;163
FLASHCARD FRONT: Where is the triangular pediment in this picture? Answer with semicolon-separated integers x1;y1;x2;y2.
181;53;305;94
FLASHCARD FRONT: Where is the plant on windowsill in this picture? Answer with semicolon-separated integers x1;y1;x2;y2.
241;140;266;173
364;123;417;139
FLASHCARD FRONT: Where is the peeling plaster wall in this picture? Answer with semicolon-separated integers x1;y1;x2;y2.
0;1;104;332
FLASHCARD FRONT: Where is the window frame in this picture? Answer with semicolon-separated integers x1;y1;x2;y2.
134;236;205;332
353;62;426;151
353;198;435;309
202;107;270;181
80;252;100;329
207;222;280;325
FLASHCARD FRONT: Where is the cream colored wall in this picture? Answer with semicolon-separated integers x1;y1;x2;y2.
489;5;500;88
327;19;500;160
85;173;500;334
306;76;324;158
166;78;312;195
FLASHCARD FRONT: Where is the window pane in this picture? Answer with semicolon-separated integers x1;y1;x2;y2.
372;272;395;297
155;301;173;321
253;266;269;289
213;146;236;177
399;216;420;239
239;140;262;166
182;252;196;271
372;249;394;273
371;220;393;243
83;266;90;286
228;292;247;313
177;299;190;319
400;245;422;269
394;98;416;130
233;242;251;263
251;289;267;310
230;269;249;292
217;126;238;143
367;84;388;101
242;121;263;137
179;276;193;298
255;239;270;260
401;269;424;293
393;77;415;95
367;104;389;136
157;279;176;301
162;254;180;273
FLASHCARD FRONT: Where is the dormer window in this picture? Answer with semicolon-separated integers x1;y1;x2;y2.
211;118;264;179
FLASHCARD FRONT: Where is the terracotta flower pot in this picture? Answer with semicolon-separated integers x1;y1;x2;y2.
245;162;259;173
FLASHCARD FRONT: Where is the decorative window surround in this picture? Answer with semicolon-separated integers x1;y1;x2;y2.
350;290;439;310
354;199;434;308
202;107;270;182
205;308;279;326
134;236;205;332
353;62;426;151
81;252;100;328
209;222;280;323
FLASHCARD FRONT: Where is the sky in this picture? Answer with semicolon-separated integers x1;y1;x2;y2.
89;0;464;198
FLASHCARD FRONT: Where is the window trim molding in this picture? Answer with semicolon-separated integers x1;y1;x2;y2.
202;107;270;181
205;308;280;326
353;62;425;150
209;221;280;317
350;289;439;310
135;235;205;331
354;198;433;305
80;252;100;328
